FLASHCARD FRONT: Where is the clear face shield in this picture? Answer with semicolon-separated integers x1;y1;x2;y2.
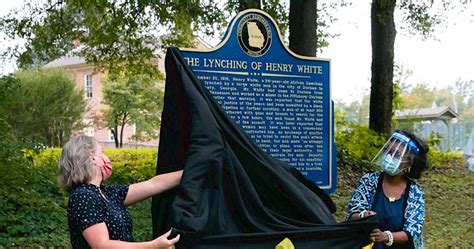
371;132;421;176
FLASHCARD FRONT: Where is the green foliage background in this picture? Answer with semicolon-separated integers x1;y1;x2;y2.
0;148;157;247
102;73;164;148
0;70;87;147
1;141;472;247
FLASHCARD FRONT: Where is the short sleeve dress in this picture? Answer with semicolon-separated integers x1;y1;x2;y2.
67;183;132;249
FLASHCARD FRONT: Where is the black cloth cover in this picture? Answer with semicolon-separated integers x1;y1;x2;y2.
151;47;379;249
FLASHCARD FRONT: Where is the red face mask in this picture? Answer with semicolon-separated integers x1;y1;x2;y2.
92;153;113;180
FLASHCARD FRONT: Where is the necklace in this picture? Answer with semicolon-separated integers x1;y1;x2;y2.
383;177;407;202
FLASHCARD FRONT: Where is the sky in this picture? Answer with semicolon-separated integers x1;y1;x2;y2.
1;1;473;103
317;1;474;103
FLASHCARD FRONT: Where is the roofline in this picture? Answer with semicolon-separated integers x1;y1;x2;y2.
394;107;458;120
45;62;92;69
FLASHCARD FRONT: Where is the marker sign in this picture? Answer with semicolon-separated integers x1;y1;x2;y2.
181;9;336;193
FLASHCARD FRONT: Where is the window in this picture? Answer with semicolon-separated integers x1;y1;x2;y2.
85;127;95;137
85;74;93;99
83;119;94;137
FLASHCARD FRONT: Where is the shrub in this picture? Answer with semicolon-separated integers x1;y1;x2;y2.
2;70;87;147
104;148;157;184
0;150;68;247
33;148;158;184
0;148;159;247
335;123;386;171
2;145;471;248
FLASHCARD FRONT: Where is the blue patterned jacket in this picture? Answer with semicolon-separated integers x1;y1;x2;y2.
347;172;425;249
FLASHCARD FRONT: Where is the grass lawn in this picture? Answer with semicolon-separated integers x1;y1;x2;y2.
130;165;474;248
332;164;474;248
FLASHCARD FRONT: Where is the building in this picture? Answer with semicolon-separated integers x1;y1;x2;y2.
394;107;460;151
44;38;211;147
44;53;165;148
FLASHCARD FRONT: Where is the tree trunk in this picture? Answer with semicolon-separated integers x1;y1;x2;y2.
289;0;317;57
239;0;261;11
112;127;119;148
119;124;125;148
369;0;396;134
119;113;127;148
111;113;119;148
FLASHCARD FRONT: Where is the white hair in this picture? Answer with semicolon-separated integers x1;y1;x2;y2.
58;135;97;192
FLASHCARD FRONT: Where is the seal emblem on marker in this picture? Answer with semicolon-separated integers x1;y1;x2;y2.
237;13;272;57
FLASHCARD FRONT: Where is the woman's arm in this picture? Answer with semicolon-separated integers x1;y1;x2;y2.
370;229;409;244
124;170;183;206
393;231;409;243
347;172;379;220
83;223;179;249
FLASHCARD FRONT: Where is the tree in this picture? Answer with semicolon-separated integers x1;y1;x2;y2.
229;0;347;57
289;0;317;56
1;1;347;146
0;1;348;71
396;81;474;150
0;1;226;75
368;0;468;134
335;94;371;126
1;69;87;147
0;1;225;148
227;0;289;45
369;0;397;134
402;83;434;109
102;73;164;148
236;0;261;11
0;75;26;164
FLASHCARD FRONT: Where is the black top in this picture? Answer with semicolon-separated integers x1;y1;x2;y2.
67;183;132;249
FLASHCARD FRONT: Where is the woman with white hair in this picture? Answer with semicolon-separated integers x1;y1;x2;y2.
58;134;182;249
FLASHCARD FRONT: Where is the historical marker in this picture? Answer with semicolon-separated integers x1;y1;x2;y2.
181;9;336;193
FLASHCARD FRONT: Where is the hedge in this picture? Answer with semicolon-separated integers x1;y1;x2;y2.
1;145;472;248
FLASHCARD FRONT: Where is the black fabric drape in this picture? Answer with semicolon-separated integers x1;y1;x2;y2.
152;47;379;248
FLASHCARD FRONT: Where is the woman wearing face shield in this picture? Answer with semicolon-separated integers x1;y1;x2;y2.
347;129;429;249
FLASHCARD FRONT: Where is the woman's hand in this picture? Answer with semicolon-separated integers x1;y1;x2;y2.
83;223;179;248
360;210;376;218
369;228;388;243
348;210;376;221
152;229;180;249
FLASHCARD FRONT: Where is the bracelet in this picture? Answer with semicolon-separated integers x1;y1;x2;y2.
359;210;368;219
384;230;394;246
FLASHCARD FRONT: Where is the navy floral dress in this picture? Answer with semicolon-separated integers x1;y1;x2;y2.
67;183;132;249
